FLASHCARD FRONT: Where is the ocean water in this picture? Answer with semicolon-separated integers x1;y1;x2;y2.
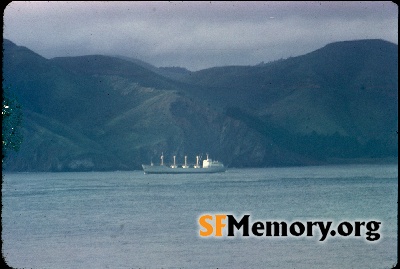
2;164;398;269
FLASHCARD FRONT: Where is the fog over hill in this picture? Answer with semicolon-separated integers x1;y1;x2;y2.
2;39;398;171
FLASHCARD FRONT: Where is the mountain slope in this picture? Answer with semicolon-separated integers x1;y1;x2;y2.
183;39;398;144
2;40;267;170
2;39;397;171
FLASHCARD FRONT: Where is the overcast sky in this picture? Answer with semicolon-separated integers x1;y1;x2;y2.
3;1;398;71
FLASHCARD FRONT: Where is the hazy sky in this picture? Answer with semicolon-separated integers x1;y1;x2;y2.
3;1;398;71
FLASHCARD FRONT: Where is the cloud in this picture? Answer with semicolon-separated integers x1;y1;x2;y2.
3;1;398;70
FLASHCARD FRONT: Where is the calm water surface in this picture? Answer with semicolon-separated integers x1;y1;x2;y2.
2;164;398;268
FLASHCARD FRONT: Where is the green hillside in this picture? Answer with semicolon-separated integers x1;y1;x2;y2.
182;39;398;158
2;39;397;171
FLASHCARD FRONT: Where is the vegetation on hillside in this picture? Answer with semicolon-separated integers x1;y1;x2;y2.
2;39;397;171
2;85;23;162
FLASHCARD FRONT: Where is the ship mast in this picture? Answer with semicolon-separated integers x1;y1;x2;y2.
194;155;200;168
171;155;177;168
182;155;189;168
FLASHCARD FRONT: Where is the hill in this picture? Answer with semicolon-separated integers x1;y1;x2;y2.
2;39;397;171
182;39;398;159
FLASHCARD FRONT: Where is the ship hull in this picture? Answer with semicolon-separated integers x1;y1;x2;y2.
142;164;226;174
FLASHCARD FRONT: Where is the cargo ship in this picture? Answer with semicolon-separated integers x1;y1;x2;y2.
142;153;226;174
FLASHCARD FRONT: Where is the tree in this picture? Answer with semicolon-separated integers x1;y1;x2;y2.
2;85;23;162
